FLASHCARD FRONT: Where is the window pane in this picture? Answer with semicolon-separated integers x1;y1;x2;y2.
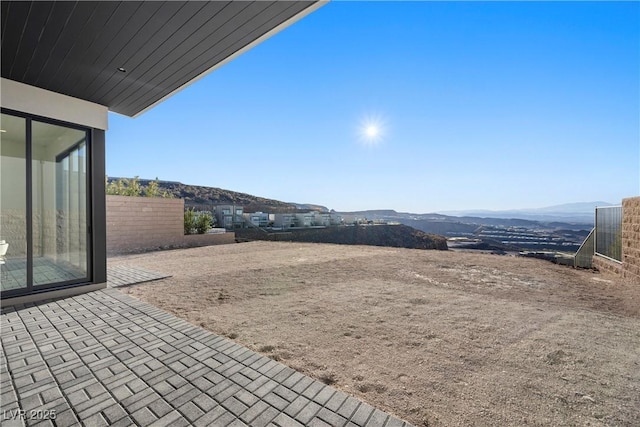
32;120;88;286
0;114;27;291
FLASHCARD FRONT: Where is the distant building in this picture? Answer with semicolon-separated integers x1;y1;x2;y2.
311;212;343;226
273;213;297;229
314;212;333;226
241;209;342;229
215;205;244;229
295;212;316;227
243;212;270;228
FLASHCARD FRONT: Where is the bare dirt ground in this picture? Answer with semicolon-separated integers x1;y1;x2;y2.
111;242;640;426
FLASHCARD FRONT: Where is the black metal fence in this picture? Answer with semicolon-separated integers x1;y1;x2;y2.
595;206;622;262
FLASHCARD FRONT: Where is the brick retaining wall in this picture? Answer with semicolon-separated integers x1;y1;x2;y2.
106;196;234;255
622;196;640;283
592;255;623;276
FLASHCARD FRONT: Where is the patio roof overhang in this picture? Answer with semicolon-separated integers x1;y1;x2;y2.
1;1;325;118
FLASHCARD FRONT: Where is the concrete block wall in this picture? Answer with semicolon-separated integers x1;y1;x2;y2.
622;196;640;283
106;196;235;255
182;232;237;248
592;255;623;276
107;196;183;254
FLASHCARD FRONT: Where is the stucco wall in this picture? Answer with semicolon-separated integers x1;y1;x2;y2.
622;196;640;283
106;196;234;255
1;78;108;130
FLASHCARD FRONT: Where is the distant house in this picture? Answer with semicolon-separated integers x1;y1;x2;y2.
243;212;270;228
308;212;336;227
242;209;342;229
295;212;316;228
315;212;339;226
273;213;297;229
215;205;245;230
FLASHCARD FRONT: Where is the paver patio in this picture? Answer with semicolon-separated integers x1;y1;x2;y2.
1;287;413;427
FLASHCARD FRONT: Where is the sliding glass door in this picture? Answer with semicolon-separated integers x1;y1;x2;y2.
1;111;91;295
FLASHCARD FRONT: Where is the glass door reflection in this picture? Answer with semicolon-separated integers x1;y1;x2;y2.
0;114;28;291
31;120;88;287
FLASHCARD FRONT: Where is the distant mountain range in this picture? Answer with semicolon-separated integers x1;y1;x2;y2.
335;209;591;231
438;201;613;223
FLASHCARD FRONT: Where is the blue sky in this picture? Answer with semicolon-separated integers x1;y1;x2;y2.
107;1;639;213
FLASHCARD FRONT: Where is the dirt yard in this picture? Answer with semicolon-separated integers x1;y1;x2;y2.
111;242;640;426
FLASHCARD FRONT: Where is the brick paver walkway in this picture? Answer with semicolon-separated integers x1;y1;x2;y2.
1;289;412;427
107;266;171;288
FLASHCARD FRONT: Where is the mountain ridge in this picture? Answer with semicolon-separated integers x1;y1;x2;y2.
107;177;322;213
437;201;612;223
108;177;600;225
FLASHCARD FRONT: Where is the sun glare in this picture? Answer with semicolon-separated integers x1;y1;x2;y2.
358;114;387;146
365;125;379;138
